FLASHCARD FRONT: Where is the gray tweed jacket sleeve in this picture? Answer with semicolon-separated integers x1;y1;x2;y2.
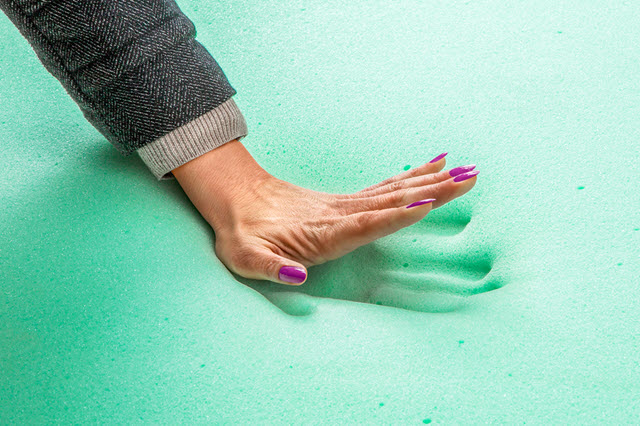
0;0;248;180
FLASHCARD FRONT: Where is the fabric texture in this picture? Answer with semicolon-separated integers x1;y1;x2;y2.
138;97;248;180
0;0;247;178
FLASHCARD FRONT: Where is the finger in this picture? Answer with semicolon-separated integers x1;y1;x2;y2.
337;170;479;214
354;164;476;198
226;245;309;286
330;198;436;254
357;152;448;195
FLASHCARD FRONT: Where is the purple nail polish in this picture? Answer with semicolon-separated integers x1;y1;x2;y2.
406;198;436;209
453;170;479;182
449;164;476;177
429;152;448;163
279;266;306;284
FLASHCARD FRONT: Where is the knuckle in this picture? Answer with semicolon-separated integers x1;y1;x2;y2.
333;197;354;215
230;246;254;270
389;180;405;193
390;187;409;204
216;233;255;271
300;222;334;260
354;211;373;229
322;198;340;217
307;222;331;242
263;256;283;276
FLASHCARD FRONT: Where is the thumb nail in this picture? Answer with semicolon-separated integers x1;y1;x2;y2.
279;266;307;284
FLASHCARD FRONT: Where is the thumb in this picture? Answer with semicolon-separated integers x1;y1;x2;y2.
231;246;308;286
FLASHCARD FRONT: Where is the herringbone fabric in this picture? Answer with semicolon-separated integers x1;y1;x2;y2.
0;0;242;163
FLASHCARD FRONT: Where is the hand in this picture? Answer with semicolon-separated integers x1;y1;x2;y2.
173;140;479;286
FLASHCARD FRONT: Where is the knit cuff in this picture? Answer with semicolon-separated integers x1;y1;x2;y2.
136;97;248;180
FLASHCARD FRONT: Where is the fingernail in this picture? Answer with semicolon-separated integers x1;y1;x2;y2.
279;266;306;284
429;152;448;163
406;198;436;209
449;164;476;177
453;170;480;182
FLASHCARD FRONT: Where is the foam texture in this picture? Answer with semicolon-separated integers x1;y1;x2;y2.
1;0;639;423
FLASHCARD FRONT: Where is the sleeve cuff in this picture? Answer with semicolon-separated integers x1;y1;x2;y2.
136;97;248;180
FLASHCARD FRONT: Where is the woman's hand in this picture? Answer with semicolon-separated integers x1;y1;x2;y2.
173;140;478;285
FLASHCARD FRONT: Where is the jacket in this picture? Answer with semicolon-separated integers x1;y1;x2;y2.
0;0;248;180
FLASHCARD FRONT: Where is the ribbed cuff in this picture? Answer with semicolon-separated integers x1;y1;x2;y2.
136;97;248;180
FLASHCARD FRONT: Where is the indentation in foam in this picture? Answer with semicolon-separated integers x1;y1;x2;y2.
238;212;505;317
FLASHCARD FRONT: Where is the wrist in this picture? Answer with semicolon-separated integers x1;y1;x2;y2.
172;140;275;230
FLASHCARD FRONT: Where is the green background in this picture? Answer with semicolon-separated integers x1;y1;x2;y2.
1;0;639;423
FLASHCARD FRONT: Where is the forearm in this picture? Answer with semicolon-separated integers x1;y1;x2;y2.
172;140;275;232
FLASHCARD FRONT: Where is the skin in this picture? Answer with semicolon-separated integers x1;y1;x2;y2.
172;139;477;286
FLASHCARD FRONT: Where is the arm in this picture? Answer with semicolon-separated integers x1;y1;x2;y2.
0;0;247;179
1;0;479;288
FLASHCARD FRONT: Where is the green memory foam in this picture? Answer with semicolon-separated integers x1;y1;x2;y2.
1;0;639;423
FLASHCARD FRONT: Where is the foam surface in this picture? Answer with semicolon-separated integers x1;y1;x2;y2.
1;0;639;423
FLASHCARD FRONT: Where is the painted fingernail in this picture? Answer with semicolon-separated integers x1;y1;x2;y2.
406;198;436;209
449;164;476;177
429;152;448;163
279;266;306;284
453;170;480;182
